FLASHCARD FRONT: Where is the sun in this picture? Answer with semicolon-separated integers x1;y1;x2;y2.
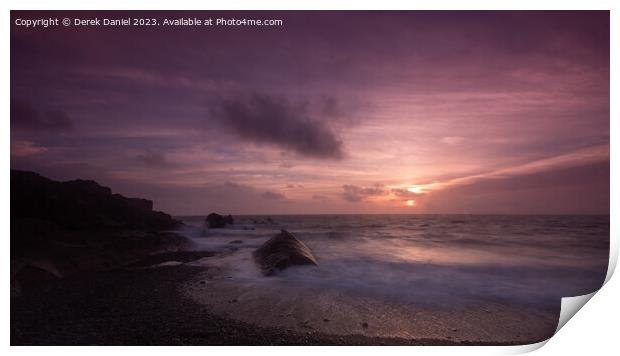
406;200;415;207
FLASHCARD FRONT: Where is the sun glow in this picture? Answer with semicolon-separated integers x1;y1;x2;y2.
406;200;415;207
407;186;424;194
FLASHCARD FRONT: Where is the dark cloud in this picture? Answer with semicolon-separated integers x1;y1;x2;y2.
261;190;286;200
342;184;385;202
210;93;344;159
11;99;74;132
321;96;344;117
136;151;172;167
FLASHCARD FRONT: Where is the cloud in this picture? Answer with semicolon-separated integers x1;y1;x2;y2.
429;144;610;192
391;188;423;199
261;190;286;200
11;140;48;157
321;96;343;117
209;93;344;159
421;161;609;214
342;184;385;202
11;99;74;132
136;151;172;167
312;194;330;201
440;136;465;145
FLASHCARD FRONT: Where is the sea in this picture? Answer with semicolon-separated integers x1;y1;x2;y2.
175;214;609;310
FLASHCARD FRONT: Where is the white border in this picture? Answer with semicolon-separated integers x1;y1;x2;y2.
3;1;617;355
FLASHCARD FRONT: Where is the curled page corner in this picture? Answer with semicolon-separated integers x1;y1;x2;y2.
507;339;549;354
604;231;618;285
530;241;617;350
555;292;596;334
501;292;597;355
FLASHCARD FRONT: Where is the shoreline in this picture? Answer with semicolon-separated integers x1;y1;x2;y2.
11;250;555;346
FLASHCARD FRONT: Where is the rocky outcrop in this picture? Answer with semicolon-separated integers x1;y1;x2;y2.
205;213;234;229
253;230;318;276
10;170;181;233
10;170;190;294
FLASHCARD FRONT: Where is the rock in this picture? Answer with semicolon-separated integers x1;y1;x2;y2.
11;263;59;296
362;322;369;328
10;170;189;284
10;170;181;234
229;240;243;244
253;230;318;276
205;213;234;229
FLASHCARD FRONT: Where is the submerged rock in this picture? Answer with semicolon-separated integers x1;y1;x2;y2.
205;213;234;229
253;230;318;276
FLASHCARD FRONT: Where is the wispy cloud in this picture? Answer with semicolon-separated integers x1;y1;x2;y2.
440;136;465;145
11;99;74;132
136;151;173;167
11;140;48;157
424;144;610;192
262;190;286;200
342;184;385;202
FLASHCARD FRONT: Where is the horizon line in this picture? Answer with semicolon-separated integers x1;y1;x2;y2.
173;212;611;217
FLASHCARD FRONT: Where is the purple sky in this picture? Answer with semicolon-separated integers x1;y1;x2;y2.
10;11;609;215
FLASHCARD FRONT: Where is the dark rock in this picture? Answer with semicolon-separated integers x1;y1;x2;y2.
10;170;181;236
12;264;59;295
229;240;243;244
362;322;369;329
10;170;190;285
253;230;318;276
205;213;234;229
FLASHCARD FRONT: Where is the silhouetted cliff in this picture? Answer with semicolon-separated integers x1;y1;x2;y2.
11;170;181;231
10;170;190;294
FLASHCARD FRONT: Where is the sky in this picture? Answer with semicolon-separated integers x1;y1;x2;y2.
10;11;609;215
